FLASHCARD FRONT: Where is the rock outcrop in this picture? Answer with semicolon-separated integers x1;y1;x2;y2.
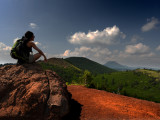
0;63;70;120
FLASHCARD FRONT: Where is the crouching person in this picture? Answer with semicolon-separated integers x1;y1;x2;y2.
10;31;47;64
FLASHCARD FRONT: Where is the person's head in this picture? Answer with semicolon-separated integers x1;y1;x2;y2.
25;31;35;41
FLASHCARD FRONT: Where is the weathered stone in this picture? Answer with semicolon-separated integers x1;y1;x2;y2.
0;63;70;120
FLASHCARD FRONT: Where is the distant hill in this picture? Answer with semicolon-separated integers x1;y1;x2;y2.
104;61;135;71
38;57;83;84
135;69;160;80
65;57;116;74
38;57;81;71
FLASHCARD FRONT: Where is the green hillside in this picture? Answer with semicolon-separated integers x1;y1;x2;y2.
38;58;83;84
65;57;116;74
90;70;160;103
135;69;160;81
39;58;81;71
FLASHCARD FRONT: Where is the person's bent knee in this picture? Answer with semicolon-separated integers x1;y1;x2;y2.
34;53;42;61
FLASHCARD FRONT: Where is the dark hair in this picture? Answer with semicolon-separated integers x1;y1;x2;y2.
25;31;34;40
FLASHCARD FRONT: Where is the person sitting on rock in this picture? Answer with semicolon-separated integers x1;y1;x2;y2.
11;31;47;64
24;31;47;63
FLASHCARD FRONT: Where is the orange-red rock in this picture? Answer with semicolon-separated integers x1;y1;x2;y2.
0;63;70;120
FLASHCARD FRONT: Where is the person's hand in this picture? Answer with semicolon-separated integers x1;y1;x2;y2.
44;57;47;62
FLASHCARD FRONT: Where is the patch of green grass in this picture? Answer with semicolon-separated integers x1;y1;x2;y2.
136;69;160;81
90;70;160;103
39;62;83;84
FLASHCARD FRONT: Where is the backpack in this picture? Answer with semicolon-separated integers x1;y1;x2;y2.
10;38;29;62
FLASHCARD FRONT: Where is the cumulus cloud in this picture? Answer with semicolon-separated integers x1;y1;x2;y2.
125;43;150;55
141;17;159;32
34;42;41;46
61;46;112;63
29;23;38;29
114;50;155;67
156;45;160;51
0;42;11;51
0;42;16;64
60;43;154;65
130;35;143;43
63;50;71;57
69;25;126;45
55;25;159;67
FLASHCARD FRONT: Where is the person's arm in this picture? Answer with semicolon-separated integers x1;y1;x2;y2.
28;41;47;62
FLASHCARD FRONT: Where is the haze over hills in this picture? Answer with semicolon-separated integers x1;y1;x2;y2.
65;57;116;74
104;61;135;71
104;61;160;71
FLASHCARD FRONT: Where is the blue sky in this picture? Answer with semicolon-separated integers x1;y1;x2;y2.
0;0;160;68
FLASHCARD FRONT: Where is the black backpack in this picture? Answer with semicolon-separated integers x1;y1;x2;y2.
10;37;29;62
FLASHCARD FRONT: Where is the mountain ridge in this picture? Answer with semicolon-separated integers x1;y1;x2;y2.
39;57;81;71
65;57;116;74
104;61;135;71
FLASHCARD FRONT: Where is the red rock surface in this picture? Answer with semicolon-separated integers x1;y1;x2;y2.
66;85;160;120
0;64;70;120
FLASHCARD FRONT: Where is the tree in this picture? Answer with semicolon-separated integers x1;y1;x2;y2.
111;78;115;85
82;70;93;85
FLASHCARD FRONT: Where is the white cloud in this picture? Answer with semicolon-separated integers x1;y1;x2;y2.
0;42;11;51
156;45;160;51
125;43;150;55
140;52;155;57
56;42;157;67
131;35;143;43
63;50;71;57
34;41;41;46
141;17;159;32
60;46;112;63
0;42;16;64
59;44;154;65
29;23;38;29
54;25;160;68
69;25;126;45
62;46;111;57
113;50;155;67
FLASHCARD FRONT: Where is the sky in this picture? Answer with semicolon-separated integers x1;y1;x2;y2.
0;0;160;68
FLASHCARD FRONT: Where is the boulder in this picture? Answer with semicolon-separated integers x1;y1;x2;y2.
0;63;70;120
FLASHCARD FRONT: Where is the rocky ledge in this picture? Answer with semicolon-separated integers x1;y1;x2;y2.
0;63;70;120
